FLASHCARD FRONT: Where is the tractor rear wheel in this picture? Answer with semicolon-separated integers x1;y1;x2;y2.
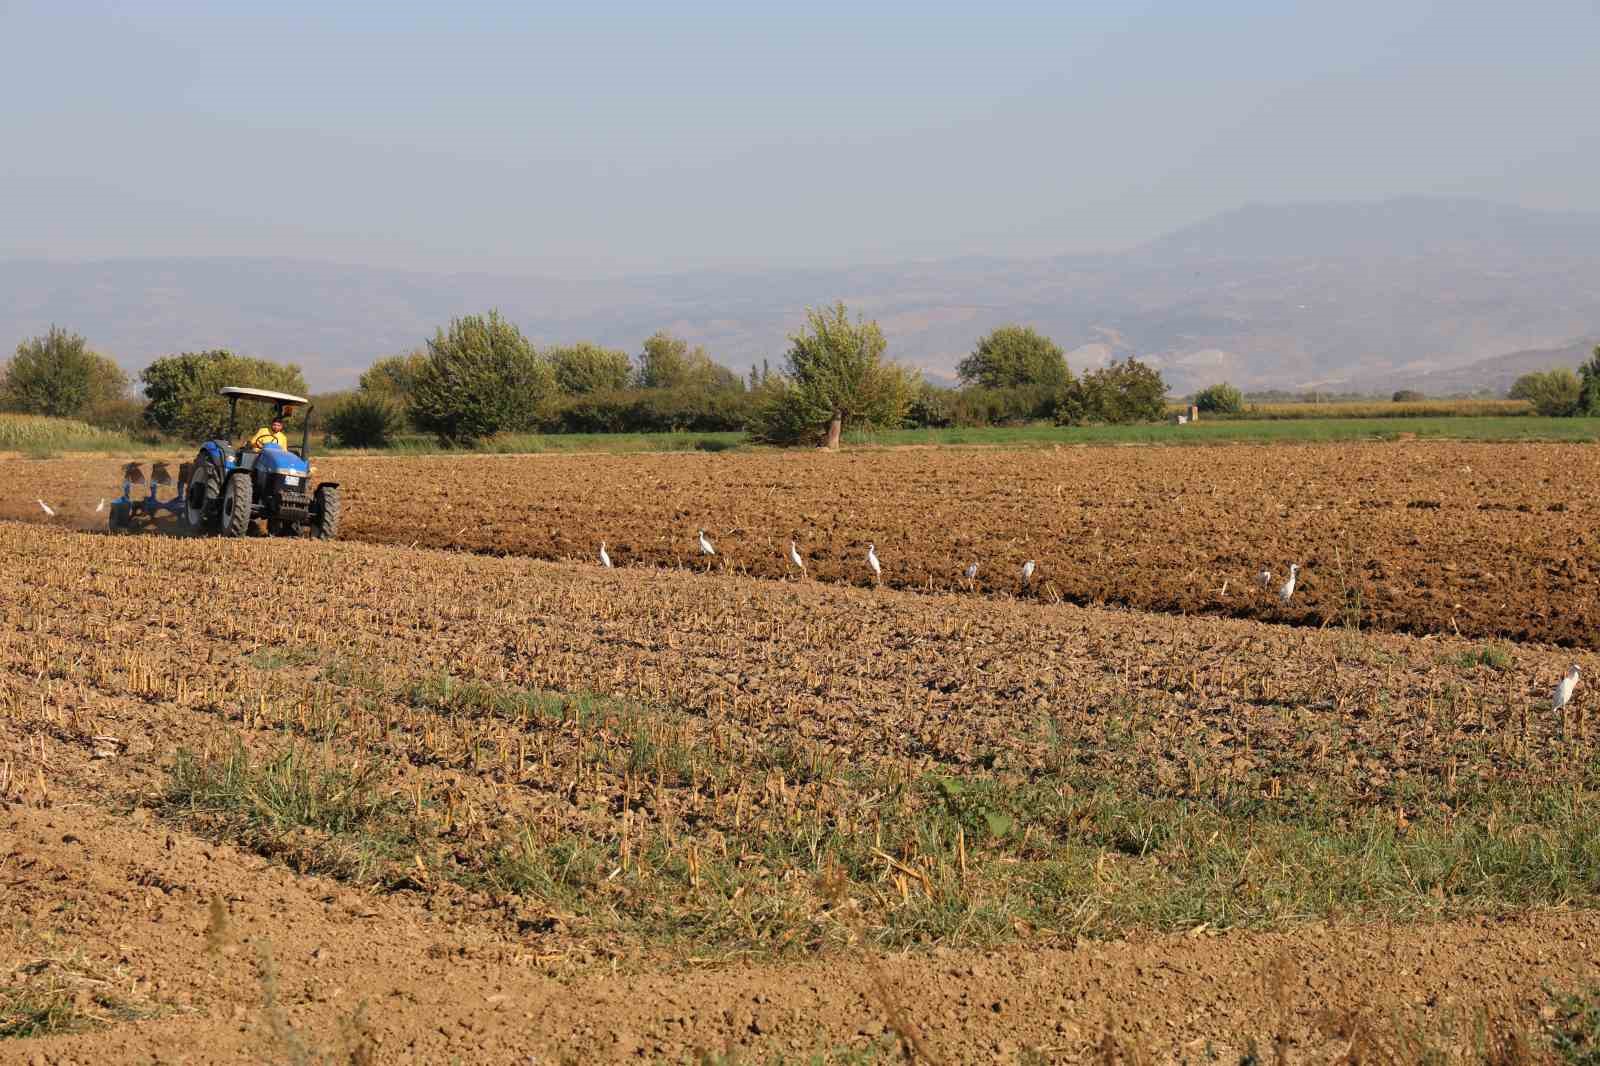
221;474;253;537
312;484;341;540
184;462;219;532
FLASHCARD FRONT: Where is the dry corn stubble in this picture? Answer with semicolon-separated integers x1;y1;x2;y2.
5;439;1600;646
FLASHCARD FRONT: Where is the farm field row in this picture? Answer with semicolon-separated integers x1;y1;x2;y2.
5;439;1597;646
3;521;1597;1060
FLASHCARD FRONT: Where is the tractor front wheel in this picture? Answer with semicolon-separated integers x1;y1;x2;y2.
108;502;131;532
221;474;253;537
312;484;341;540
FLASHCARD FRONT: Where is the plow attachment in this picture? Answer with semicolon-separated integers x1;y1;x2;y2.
108;462;192;531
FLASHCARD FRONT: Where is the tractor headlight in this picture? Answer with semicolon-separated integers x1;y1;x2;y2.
283;476;301;487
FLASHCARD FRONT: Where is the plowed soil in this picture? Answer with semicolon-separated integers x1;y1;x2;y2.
4;515;1598;1062
4;439;1596;646
9;801;1596;1064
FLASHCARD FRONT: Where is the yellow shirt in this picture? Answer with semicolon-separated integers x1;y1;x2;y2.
250;428;288;450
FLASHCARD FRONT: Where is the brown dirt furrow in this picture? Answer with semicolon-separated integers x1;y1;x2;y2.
3;440;1596;647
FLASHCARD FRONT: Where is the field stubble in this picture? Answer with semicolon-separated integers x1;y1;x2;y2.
6;440;1595;647
4;439;1600;1061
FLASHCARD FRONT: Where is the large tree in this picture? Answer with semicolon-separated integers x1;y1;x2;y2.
409;310;556;444
752;302;918;449
140;350;308;438
1;326;127;418
548;342;633;394
957;325;1070;389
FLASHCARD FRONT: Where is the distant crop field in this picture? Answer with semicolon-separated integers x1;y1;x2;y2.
1217;399;1534;420
0;413;137;453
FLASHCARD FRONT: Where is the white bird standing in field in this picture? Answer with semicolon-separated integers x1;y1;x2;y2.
95;498;105;513
1279;563;1300;606
36;499;55;517
1021;559;1037;587
963;562;979;581
1258;569;1273;588
697;529;717;572
1554;663;1580;715
598;541;612;568
866;542;882;584
788;539;806;576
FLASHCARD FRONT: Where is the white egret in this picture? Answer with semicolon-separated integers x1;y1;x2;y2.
866;543;881;583
1258;569;1273;588
36;499;55;517
1279;564;1299;606
788;540;806;575
599;541;612;568
94;498;105;513
1554;663;1580;714
963;562;978;581
698;530;716;556
1021;560;1037;586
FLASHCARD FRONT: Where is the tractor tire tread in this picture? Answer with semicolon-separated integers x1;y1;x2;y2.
221;474;252;537
314;485;341;540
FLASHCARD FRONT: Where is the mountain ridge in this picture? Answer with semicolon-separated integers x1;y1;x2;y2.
3;197;1597;394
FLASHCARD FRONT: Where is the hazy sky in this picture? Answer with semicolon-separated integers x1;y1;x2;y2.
2;0;1596;277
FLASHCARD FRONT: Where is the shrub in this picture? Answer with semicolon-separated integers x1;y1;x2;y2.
1056;357;1168;425
82;397;152;436
547;387;754;434
1391;389;1426;402
326;392;404;448
1578;346;1600;416
409;311;557;444
1509;369;1582;417
1193;382;1244;415
906;383;957;428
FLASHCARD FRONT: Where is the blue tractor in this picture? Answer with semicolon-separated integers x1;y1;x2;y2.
177;387;342;538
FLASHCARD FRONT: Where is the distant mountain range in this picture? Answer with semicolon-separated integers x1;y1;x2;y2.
1368;338;1598;397
3;197;1598;394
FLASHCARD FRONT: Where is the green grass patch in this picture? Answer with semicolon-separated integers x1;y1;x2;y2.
161;669;1600;961
1550;986;1600;1064
848;416;1600;448
160;741;422;884
247;644;322;671
1451;644;1516;672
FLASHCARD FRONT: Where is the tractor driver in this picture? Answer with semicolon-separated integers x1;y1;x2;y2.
249;415;289;451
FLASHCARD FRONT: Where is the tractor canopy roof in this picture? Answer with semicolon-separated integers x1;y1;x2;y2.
219;386;310;407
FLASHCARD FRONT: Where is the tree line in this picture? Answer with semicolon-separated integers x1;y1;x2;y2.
0;308;1177;449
